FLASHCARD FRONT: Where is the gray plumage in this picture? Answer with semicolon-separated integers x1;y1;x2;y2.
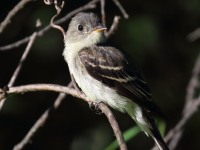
63;12;169;150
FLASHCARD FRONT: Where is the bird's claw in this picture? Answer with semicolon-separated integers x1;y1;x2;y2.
89;101;103;115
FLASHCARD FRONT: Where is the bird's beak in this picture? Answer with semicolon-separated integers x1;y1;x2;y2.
92;26;107;32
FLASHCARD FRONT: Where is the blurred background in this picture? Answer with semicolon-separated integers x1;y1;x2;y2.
0;0;200;149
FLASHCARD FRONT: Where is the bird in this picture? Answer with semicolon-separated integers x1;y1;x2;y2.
63;12;169;150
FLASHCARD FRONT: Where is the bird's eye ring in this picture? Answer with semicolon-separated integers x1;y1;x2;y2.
77;24;83;31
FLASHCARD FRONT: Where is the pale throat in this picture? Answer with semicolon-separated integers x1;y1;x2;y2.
63;31;105;62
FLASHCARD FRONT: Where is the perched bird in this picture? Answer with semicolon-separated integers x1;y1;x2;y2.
63;12;169;150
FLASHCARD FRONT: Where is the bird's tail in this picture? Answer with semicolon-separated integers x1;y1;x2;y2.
152;136;169;150
126;105;169;150
148;116;169;150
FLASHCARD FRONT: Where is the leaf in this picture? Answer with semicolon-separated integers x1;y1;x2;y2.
105;125;140;150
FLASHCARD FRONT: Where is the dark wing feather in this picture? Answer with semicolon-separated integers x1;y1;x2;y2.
78;46;164;117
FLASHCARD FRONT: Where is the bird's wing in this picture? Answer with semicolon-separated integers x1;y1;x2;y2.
78;46;164;117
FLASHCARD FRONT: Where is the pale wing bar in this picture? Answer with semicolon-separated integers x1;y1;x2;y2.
79;46;164;117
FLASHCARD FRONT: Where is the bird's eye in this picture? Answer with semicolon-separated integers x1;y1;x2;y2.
77;24;83;31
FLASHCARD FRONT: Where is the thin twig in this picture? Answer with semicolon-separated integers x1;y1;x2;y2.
8;32;37;87
53;91;68;108
187;27;200;42
13;82;72;150
55;0;99;25
0;84;85;101
0;36;30;51
99;103;128;150
0;0;34;33
0;32;37;110
44;0;54;5
105;16;121;38
48;0;66;38
112;0;129;19
185;53;200;105
0;0;100;51
100;0;106;27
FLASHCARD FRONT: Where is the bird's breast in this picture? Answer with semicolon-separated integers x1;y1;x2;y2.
67;55;130;112
63;46;131;112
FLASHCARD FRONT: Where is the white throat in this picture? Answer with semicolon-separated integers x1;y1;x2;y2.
63;31;105;63
63;41;90;64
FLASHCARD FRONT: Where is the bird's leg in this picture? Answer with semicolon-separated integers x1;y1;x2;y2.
89;101;103;115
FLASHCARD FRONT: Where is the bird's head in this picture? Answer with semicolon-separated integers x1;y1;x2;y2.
65;12;107;49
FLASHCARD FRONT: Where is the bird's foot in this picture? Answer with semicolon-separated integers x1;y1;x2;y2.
89;101;103;115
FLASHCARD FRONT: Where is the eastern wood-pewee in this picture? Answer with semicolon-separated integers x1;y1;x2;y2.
63;12;169;150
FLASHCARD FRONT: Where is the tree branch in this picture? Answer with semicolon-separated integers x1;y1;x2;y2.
112;0;129;19
100;0;106;27
0;31;37;110
99;103;128;150
8;32;37;87
47;0;66;38
13;82;73;150
105;15;121;38
0;84;83;101
0;0;34;33
187;27;200;42
0;83;127;150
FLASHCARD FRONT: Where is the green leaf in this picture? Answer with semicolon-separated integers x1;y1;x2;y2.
158;120;166;137
105;126;140;150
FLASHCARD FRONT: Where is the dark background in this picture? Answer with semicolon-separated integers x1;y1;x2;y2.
0;0;200;149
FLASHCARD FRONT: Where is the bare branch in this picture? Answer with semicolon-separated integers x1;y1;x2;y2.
185;53;200;105
0;84;84;101
45;0;66;38
0;0;34;33
112;0;129;19
13;82;72;150
105;16;121;38
0;31;37;110
44;0;54;5
99;103;128;150
55;0;99;25
0;83;127;149
100;0;106;27
187;27;200;42
0;36;30;51
0;0;100;51
53;91;68;108
8;32;37;87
